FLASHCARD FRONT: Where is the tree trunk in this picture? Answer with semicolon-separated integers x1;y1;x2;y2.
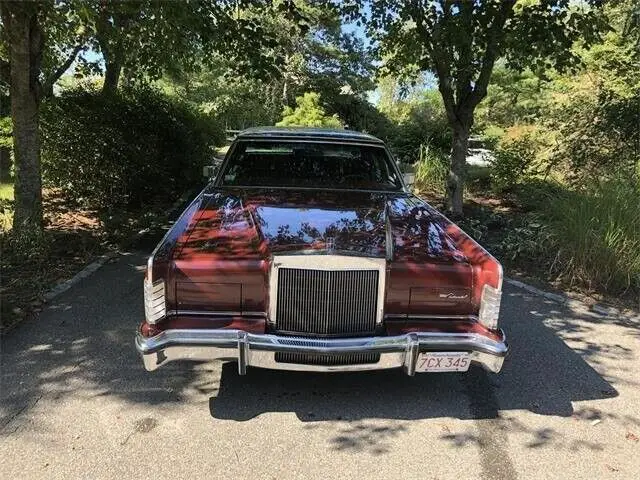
102;58;122;94
0;93;11;182
447;123;470;217
5;6;44;234
0;147;11;182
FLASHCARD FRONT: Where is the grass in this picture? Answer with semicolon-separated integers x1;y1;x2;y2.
0;182;13;231
546;179;640;295
448;175;640;307
0;182;13;201
414;145;448;196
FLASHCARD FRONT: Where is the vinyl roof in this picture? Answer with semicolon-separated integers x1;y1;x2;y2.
236;126;384;144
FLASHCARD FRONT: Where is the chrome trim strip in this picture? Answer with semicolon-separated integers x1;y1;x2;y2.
167;310;267;318
136;328;508;374
384;202;394;261
384;314;479;321
217;185;404;194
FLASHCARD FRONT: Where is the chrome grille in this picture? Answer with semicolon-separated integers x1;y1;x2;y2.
275;352;380;366
275;268;379;336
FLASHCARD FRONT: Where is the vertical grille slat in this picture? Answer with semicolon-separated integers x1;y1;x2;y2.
275;268;379;336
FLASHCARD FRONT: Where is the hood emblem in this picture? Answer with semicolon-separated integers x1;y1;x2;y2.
326;237;335;252
439;292;468;300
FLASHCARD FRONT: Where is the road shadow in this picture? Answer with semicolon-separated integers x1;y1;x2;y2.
0;249;204;433
209;286;623;422
1;251;634;447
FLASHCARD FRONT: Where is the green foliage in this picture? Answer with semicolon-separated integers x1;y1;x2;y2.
41;87;221;210
546;179;640;294
277;92;342;128
158;1;375;131
322;92;395;140
160;55;283;130
0;116;12;148
343;0;609;214
490;133;543;192
476;68;547;129
80;1;309;89
0;181;12;232
414;145;448;195
389;90;451;163
481;125;505;149
495;213;555;263
545;40;640;183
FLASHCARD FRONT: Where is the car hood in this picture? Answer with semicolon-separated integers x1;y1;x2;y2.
174;187;468;263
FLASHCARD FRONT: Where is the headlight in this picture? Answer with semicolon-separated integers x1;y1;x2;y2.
144;278;166;324
478;283;502;330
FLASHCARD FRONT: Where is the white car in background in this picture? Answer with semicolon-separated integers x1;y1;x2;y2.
467;136;495;167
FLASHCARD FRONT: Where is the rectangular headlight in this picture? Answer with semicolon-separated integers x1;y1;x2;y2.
144;278;166;324
478;284;502;330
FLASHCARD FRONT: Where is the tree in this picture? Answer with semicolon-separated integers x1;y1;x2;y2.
88;0;305;94
0;0;304;234
0;1;86;234
162;1;375;130
276;92;342;127
344;0;608;215
244;0;373;108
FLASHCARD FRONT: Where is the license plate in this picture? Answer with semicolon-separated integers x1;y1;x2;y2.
415;352;471;372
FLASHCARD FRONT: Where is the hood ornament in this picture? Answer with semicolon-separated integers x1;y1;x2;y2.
325;237;335;252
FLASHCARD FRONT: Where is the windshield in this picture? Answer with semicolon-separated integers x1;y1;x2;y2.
219;140;403;191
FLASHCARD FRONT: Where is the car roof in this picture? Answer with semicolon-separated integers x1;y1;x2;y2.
236;126;385;145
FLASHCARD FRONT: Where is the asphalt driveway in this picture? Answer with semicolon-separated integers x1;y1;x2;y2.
1;243;639;479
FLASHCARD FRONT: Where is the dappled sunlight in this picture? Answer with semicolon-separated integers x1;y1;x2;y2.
1;253;637;463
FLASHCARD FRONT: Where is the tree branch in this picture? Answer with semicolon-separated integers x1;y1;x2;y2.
454;0;474;107
41;43;83;97
469;1;515;108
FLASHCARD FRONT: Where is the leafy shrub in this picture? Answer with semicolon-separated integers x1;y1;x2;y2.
495;214;555;262
276;92;342;128
323;93;396;141
388;93;451;163
481;124;505;149
490;132;543;192
466;165;492;191
41;86;222;211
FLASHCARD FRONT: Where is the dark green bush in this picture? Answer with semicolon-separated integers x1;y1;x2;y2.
388;95;452;163
41;86;223;210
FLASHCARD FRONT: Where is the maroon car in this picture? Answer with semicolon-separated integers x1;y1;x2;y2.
136;127;508;375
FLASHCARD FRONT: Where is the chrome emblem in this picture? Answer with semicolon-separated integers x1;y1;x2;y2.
439;292;468;300
326;237;335;252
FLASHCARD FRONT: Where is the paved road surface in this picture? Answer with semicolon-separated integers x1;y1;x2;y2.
1;239;639;479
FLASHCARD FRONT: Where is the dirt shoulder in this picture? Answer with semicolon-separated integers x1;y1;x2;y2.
0;188;192;334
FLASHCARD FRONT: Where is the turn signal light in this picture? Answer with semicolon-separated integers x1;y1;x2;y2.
144;278;166;324
478;284;502;330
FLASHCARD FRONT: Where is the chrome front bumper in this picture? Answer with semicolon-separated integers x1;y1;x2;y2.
135;329;509;375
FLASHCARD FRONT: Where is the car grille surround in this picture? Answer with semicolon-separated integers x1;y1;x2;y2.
270;255;386;337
